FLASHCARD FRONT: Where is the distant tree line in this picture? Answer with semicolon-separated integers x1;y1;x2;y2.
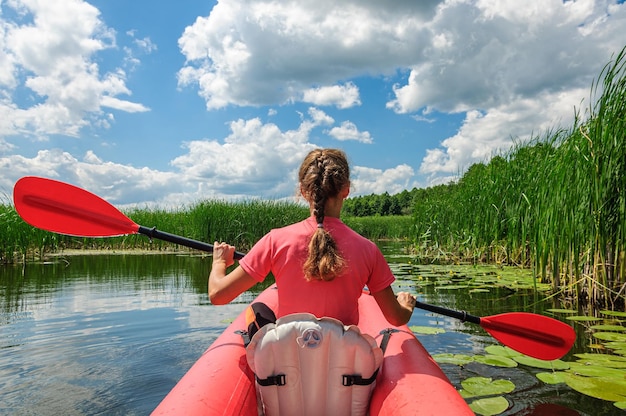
343;189;418;216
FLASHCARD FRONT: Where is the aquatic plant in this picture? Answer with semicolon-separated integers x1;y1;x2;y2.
411;46;626;309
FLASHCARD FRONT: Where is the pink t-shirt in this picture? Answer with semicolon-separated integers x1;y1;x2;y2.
239;216;395;325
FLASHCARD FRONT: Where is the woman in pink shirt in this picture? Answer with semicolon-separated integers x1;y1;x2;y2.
209;148;416;327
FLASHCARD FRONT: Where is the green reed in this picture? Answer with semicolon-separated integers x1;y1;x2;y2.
412;46;626;308
1;199;413;263
343;215;413;240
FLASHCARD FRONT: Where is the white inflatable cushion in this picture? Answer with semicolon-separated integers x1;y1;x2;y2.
246;313;383;416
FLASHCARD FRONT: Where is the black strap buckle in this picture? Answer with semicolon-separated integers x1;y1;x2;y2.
256;374;286;386
342;369;379;386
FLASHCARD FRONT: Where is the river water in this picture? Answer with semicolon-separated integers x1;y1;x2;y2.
0;249;619;415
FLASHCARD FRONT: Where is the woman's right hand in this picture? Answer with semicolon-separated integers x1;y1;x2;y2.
396;291;417;311
212;241;235;268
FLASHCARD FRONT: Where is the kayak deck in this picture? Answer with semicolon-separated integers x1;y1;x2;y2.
152;285;472;415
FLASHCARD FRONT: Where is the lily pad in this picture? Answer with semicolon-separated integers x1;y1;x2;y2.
432;353;474;366
546;308;578;314
566;315;602;322
603;341;626;350
536;372;566;384
616;402;626;410
574;353;626;368
513;356;570;370
435;285;471;290
593;332;626;342
474;354;518;368
409;325;446;335
469;288;491;293
459;377;515;398
600;310;626;318
567;362;626;378
484;345;522;358
590;324;626;332
469;396;510;416
563;373;626;402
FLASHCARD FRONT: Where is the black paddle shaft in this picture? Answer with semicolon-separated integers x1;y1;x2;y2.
414;300;481;325
137;226;246;260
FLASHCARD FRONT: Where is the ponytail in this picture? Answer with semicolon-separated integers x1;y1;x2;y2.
299;149;349;281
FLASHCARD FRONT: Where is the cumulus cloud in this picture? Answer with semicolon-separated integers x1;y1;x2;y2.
326;121;373;144
2;1;626;205
178;0;626;184
0;148;181;206
177;1;434;109
302;83;361;109
418;87;588;177
351;164;416;195
0;0;149;140
0;107;410;205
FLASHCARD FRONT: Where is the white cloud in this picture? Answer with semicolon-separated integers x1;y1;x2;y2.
1;109;413;206
2;0;626;205
302;83;361;109
418;87;588;177
351;164;415;196
0;0;149;139
0;148;181;206
178;0;625;184
326;121;373;144
177;1;434;109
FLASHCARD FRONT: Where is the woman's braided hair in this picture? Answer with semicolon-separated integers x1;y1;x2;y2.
299;149;349;281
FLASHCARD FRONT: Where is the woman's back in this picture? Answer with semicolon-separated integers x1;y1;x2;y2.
240;217;395;324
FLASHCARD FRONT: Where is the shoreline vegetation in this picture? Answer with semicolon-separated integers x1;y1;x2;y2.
2;46;625;310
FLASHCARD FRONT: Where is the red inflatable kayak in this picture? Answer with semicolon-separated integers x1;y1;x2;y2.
152;285;473;415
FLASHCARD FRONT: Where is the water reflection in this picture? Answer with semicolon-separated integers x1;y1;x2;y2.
0;254;250;415
0;250;618;415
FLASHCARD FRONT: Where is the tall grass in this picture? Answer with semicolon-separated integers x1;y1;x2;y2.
1;199;412;263
412;46;626;308
126;200;310;251
343;215;413;240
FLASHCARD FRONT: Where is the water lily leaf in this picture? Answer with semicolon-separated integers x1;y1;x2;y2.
567;362;626;378
566;315;602;322
547;308;578;314
432;353;474;366
593;332;626;342
435;285;470;290
469;396;510;416
409;325;446;335
615;402;626;410
469;288;491;293
575;352;626;360
484;345;522;358
603;341;626;350
590;324;626;332
474;354;518;368
513;356;569;370
563;373;626;402
460;377;515;398
600;310;626;318
575;353;626;364
536;372;566;384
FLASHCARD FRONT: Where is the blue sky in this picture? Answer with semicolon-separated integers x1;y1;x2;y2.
1;0;625;207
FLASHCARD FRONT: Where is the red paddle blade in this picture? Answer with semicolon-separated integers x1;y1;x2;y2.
480;312;576;361
13;176;140;237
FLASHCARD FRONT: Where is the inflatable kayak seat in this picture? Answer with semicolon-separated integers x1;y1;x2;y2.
246;313;383;416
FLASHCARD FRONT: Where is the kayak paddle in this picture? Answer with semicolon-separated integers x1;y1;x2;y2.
12;176;245;260
415;301;576;360
13;176;575;360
